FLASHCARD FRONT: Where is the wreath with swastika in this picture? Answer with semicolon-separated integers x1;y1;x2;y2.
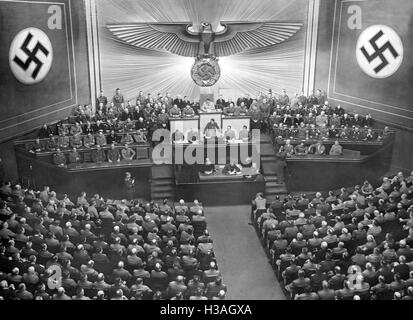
191;55;221;87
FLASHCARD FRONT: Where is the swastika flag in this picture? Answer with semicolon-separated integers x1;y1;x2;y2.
328;0;413;127
0;0;76;137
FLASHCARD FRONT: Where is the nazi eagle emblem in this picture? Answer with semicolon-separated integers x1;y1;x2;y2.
107;21;303;88
191;55;221;87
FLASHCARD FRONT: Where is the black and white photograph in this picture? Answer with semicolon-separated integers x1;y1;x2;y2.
0;0;412;307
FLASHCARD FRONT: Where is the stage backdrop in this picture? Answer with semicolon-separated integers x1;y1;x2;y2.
0;0;90;142
314;0;413;130
96;0;309;102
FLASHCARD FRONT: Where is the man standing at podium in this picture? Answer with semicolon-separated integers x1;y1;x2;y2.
204;119;220;139
201;99;216;112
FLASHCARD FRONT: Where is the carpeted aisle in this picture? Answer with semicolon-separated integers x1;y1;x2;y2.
205;205;286;300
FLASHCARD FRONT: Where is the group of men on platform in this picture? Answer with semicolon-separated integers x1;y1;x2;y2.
172;123;251;144
33;87;387;171
279;140;344;157
200;157;255;177
273;123;387;142
38;87;380;143
35;128;147;154
52;143;141;168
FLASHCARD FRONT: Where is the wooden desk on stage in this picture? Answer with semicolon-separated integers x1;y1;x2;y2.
222;115;251;136
176;169;265;206
170;117;200;136
199;111;222;133
172;141;258;165
199;167;259;182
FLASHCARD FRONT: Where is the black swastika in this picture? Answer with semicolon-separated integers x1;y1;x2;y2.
13;32;50;80
360;30;399;74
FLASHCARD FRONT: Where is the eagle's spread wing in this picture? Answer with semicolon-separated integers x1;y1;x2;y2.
107;23;200;57
213;21;303;57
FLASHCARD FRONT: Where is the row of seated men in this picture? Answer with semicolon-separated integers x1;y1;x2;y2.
30;131;147;154
278;140;346;157
69;87;372;135
272;125;389;142
172;125;251;144
51;144;147;167
0;185;227;300
269;107;374;129
96;88;325;117
38;118;151;139
252;171;413;300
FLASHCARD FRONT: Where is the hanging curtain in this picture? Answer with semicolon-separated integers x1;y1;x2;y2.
96;0;308;101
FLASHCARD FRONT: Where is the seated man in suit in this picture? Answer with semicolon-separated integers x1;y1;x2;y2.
169;105;181;118
107;144;121;163
121;144;136;161
121;133;134;145
284;140;295;157
157;109;169;129
95;130;107;147
133;131;147;144
187;129;200;144
92;145;106;164
70;123;83;136
30;138;43;153
294;142;308;155
172;130;185;143
201;99;216;112
70;133;83;149
308;141;326;155
68;148;81;165
223;103;236;116
53;148;67;167
224;126;236;142
190;200;204;215
182;105;195;118
316;111;329;128
58;132;70;149
222;162;242;175
216;95;227;110
239;126;250;142
83;133;96;149
107;130;120;145
47;134;58;151
238;102;248;115
329;141;343;156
